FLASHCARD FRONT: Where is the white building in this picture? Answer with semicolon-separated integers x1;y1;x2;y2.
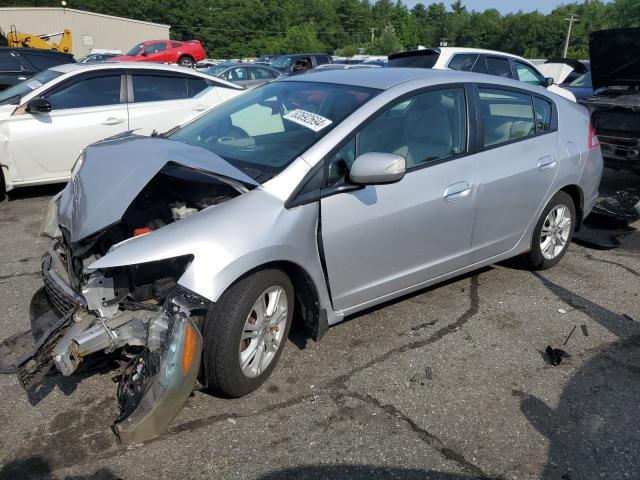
0;7;170;58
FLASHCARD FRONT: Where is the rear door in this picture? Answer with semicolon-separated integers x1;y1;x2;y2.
470;86;558;262
126;70;216;134
8;70;127;183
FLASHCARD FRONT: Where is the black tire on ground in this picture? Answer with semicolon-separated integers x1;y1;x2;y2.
0;169;6;202
524;191;576;270
202;269;294;397
178;55;194;68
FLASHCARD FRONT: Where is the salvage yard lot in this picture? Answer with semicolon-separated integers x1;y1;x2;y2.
0;172;639;480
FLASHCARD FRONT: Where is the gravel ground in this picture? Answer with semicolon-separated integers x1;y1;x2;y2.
0;170;638;480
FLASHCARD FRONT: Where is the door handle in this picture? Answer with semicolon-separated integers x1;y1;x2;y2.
538;156;557;170
444;181;472;202
193;105;207;112
102;117;125;126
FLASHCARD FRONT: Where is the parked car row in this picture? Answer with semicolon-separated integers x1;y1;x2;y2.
0;62;242;194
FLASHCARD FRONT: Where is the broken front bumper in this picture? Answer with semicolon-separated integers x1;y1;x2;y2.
113;313;202;444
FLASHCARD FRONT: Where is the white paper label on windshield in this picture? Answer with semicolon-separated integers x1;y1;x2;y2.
283;109;332;132
26;80;42;90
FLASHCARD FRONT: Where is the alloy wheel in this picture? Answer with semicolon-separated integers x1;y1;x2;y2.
540;204;572;260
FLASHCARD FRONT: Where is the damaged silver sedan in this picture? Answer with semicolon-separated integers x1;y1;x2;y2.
9;68;602;443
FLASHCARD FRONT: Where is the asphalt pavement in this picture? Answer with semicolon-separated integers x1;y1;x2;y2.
0;171;638;480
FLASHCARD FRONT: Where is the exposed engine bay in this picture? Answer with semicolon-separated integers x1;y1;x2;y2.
11;159;248;443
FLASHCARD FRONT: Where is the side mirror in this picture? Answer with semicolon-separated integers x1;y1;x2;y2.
25;98;51;114
544;77;554;87
349;152;406;185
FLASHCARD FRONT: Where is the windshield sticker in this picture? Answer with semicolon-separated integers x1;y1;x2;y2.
26;80;42;90
283;109;332;132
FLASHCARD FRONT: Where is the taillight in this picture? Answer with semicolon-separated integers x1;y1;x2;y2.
588;120;599;149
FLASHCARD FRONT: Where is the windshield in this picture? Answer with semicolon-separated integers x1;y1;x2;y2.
570;72;592;87
169;81;379;182
271;56;293;69
0;70;64;106
386;52;439;68
127;44;144;56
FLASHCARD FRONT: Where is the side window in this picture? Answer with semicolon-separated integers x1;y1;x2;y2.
485;57;512;78
46;75;122;110
472;57;488;74
316;56;330;66
186;76;208;96
21;53;65;70
144;43;167;54
448;54;479;72
514;61;545;86
172;42;181;49
131;74;189;102
0;52;24;72
223;68;247;81
534;97;553;132
326;88;467;187
252;68;276;80
479;88;535;147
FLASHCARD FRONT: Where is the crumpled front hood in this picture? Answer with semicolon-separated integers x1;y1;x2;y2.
57;136;258;243
590;28;640;90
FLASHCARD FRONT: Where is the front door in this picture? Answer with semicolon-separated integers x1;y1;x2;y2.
470;87;559;262
8;71;127;183
320;87;477;312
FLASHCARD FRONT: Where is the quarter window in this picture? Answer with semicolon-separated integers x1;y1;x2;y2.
46;75;122;110
485;57;512;78
514;61;545;86
534;97;552;132
132;74;190;102
479;88;535;147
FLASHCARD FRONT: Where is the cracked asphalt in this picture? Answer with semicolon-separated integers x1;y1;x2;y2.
0;170;639;480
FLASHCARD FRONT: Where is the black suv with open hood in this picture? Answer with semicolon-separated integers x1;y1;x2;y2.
582;28;640;173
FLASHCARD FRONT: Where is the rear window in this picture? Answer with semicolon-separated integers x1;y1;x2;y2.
21;53;68;70
0;51;23;72
386;51;439;68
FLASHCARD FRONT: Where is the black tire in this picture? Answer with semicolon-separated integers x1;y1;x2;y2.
524;191;576;270
203;269;294;397
0;169;6;202
178;55;194;68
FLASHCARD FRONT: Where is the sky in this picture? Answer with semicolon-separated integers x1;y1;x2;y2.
403;0;611;14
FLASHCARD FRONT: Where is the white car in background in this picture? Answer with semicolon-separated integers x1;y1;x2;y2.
386;47;577;102
0;62;243;195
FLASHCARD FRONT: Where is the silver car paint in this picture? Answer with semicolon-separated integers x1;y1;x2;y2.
76;69;601;326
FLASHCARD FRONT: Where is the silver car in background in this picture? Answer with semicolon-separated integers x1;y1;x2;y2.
20;68;603;443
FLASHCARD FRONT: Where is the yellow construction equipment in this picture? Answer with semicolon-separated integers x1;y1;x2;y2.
0;25;72;53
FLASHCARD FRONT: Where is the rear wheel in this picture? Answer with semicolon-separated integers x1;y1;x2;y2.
178;55;194;68
524;191;575;270
203;269;293;397
0;169;6;202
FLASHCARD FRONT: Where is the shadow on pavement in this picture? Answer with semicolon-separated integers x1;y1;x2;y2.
522;273;640;479
4;184;63;202
0;455;121;480
256;465;483;480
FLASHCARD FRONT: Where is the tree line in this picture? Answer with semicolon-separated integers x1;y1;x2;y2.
2;0;639;58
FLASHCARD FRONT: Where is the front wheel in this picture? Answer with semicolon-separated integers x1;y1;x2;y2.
178;55;194;68
524;191;575;270
202;269;293;397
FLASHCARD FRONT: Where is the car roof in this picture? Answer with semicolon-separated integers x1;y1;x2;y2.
281;67;552;95
0;46;73;57
48;62;243;89
390;47;528;63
